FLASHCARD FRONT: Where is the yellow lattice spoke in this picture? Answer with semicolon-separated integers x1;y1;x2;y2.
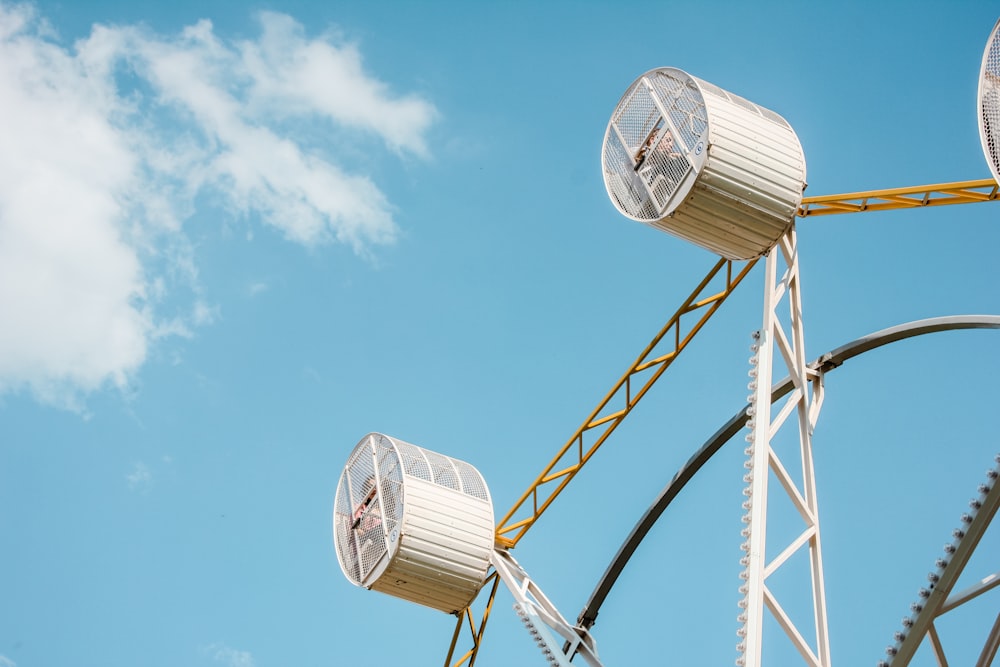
494;257;757;549
798;178;998;217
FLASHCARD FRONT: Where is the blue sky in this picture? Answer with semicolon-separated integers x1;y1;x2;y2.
1;1;998;666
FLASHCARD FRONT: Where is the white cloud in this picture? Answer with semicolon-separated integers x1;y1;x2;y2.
0;5;436;410
0;654;16;667
206;643;255;667
240;12;437;157
126;461;152;492
247;281;268;297
0;4;150;411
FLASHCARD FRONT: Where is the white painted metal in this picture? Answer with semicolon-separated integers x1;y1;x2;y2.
878;452;1000;666
333;433;494;614
491;549;603;667
737;226;831;667
601;68;806;260
978;19;1000;184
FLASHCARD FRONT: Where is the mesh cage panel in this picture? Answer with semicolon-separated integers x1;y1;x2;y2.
727;91;759;115
395;439;432;482
640;135;691;211
423;448;461;491
334;434;407;584
334;437;375;584
759;106;791;130
603;69;705;221
604;80;667;221
334;468;361;582
454;460;490;501
649;71;708;152
612;79;662;152
382;435;489;500
372;434;403;554
605;131;649;218
980;20;1000;183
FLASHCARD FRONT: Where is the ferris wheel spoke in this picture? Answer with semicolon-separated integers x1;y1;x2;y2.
879;452;1000;667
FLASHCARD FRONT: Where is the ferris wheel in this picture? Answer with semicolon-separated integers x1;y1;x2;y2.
331;17;1000;667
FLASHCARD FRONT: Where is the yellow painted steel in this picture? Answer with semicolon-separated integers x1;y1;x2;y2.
797;178;998;216
446;572;500;667
493;256;758;550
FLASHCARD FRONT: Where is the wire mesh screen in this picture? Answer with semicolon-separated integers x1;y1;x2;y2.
649;71;709;152
603;70;705;221
333;468;361;582
611;80;662;156
370;435;402;572
606;80;664;220
604;132;657;220
393;438;490;501
455;460;489;501
396;439;432;481
980;20;1000;183
424;448;461;489
333;434;404;585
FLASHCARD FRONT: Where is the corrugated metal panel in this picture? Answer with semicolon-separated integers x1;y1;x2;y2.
369;476;493;613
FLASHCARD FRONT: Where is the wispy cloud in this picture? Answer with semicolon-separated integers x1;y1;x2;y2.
206;643;255;667
125;461;152;492
247;281;269;297
0;5;436;411
0;654;16;667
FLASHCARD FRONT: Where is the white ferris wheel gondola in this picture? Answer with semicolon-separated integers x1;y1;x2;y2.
601;67;807;260
333;433;494;614
978;18;1000;185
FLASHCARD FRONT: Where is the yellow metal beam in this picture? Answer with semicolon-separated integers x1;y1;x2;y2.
493;256;758;549
797;178;998;217
446;572;500;667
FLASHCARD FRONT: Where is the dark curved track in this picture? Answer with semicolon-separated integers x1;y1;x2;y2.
577;315;1000;630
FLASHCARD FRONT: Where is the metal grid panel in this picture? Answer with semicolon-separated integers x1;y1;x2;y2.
395;438;432;482
980;19;1000;184
726;90;760;116
640;134;691;211
389;435;490;501
604;131;657;220
611;78;662;153
334;434;407;585
372;434;403;561
334;436;376;584
604;70;707;222
651;72;708;152
333;467;361;582
351;439;383;582
757;106;791;130
422;448;461;491
454;459;490;502
608;79;663;218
